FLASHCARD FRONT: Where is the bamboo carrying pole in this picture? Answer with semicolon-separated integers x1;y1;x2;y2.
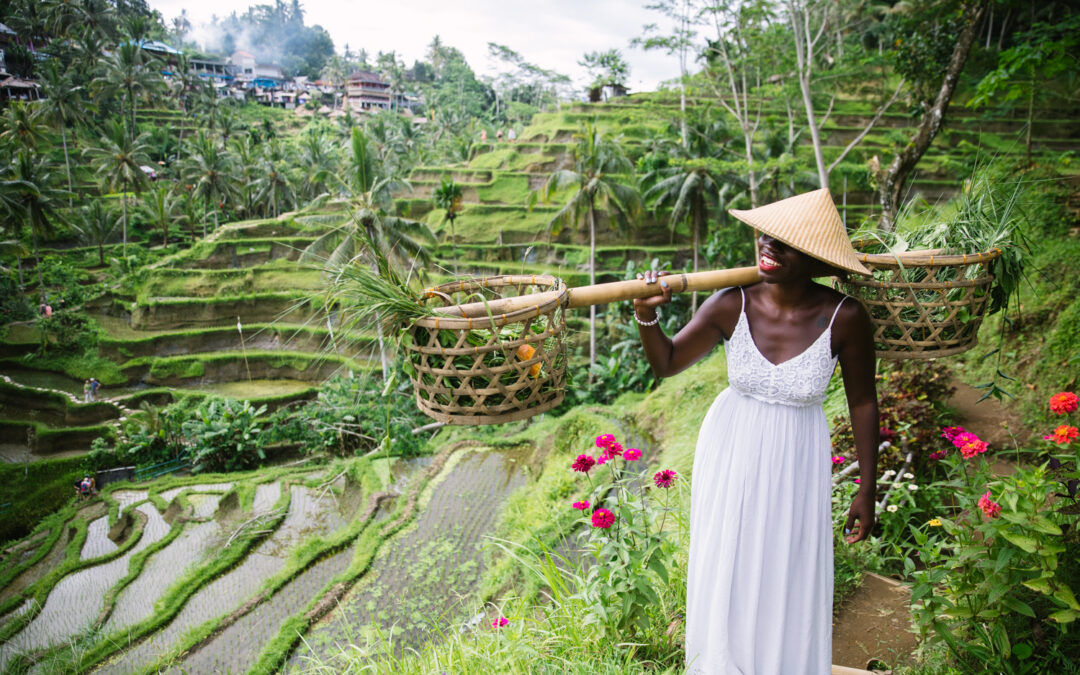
431;266;762;319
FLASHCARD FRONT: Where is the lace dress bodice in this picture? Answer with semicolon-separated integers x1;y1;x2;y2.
724;289;845;408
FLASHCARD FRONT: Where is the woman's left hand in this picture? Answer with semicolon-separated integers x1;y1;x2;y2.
844;491;876;544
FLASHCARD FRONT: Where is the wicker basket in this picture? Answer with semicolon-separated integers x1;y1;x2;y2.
405;275;568;425
839;249;1002;360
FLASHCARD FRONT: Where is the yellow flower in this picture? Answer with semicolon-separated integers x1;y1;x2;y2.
928;518;942;527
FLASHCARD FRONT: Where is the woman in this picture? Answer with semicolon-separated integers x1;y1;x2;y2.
633;189;879;674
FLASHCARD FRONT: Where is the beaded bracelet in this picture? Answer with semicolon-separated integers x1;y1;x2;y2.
634;310;660;327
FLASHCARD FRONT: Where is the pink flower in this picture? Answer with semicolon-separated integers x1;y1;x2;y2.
831;455;846;465
623;448;642;461
492;617;509;628
595;434;615;449
928;450;948;461
572;454;596;473
596;455;608;466
591;508;615;528
960;439;989;459
605;442;624;459
941;426;966;443
952;431;980;449
572;500;590;510
1049;392;1079;415
854;478;861;484
1044;425;1079;445
653;469;677;489
977;491;1001;519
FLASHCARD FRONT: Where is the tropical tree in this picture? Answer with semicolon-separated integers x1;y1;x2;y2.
0;102;50;153
297;128;338;201
39;60;89;205
92;40;159;139
140;184;180;246
73;201;120;266
4;151;70;290
252;138;295;218
432;177;463;272
534;123;642;373
229;134;260;216
183;131;236;234
84;119;150;255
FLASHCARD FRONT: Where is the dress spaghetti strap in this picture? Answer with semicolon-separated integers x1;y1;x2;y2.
827;297;847;329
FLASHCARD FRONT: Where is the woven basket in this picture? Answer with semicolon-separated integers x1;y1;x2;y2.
839;248;1002;360
406;275;568;425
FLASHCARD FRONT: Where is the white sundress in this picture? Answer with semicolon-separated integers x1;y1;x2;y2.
685;287;846;674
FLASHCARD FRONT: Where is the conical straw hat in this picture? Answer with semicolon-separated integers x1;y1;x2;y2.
729;188;871;276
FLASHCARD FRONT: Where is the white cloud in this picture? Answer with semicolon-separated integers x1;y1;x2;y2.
149;0;684;92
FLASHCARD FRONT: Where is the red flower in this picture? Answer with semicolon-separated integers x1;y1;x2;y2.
605;442;624;459
572;500;590;510
928;450;948;461
595;434;615;449
492;617;509;628
1044;425;1079;445
623;448;642;461
653;469;677;489
978;491;1001;519
591;508;615;529
1049;392;1079;415
960;439;989;459
940;426;966;443
880;427;896;441
571;454;596;473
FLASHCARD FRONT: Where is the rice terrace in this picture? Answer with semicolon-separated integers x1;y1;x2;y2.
1;0;1079;673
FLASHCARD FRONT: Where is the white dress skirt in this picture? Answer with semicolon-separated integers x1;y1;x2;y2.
684;289;846;674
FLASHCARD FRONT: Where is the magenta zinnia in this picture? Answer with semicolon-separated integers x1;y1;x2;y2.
572;500;590;510
940;426;966;443
591;508;615;529
960;439;989;459
623;448;642;461
595;434;615;449
831;455;846;465
492;617;509;628
653;469;677;489
978;491;1001;519
928;450;948;461
951;431;980;449
571;454;596;473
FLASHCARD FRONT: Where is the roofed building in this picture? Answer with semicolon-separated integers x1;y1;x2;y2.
346;70;390;110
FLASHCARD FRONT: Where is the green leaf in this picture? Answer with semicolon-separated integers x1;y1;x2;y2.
1029;516;1062;535
1001;596;1036;618
1054;584;1080;611
1049;609;1078;624
1022;577;1053;595
1013;643;1033;660
1001;531;1039;553
647;555;669;584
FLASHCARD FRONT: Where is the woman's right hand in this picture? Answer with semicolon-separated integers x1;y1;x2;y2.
634;270;673;316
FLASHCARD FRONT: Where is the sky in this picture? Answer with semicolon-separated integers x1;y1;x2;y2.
146;0;687;93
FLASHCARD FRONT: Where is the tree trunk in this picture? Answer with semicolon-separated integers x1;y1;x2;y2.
61;125;73;207
878;2;985;230
450;216;458;275
121;190;128;257
789;2;830;189
691;194;702;316
587;200;597;381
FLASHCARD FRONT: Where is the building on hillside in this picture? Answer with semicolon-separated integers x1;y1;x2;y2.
0;22;15;76
136;39;183;70
345;70;390;110
230;50;284;86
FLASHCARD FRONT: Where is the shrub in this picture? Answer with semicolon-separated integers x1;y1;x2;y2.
183;397;268;473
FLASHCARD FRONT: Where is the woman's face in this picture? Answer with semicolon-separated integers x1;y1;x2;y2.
757;234;813;282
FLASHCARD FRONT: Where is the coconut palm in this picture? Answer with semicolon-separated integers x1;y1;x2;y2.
5;151;70;290
252;138;295;219
183;131;237;235
534;122;641;373
0;102;50;153
229;134;259;217
93;40;159;139
140;185;180;247
73;201;120;266
83;119;150;256
432;177;463;272
39;60;89;206
297;128;337;201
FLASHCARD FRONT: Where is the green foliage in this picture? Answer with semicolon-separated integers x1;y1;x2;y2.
36;309;99;355
907;400;1080;673
0;455;83;544
182;397;268;473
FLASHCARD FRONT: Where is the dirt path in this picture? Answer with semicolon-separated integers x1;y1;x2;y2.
948;380;1029;449
832;573;917;670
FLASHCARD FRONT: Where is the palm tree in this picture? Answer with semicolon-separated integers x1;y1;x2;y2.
39;60;89;206
0;102;50;152
140;185;180;246
84;120;150;256
297;128;337;201
229;134;259;217
183;131;236;235
93;41;158;139
6;151;70;291
73;201;120;266
252;138;295;218
320;54;348;109
432;177;463;272
534;122;641;373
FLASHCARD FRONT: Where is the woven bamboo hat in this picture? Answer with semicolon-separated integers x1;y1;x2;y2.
729;188;871;276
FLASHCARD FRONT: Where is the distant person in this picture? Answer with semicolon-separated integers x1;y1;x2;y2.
45;305;52;317
496;129;503;142
508;127;517;143
74;475;95;497
90;378;101;401
83;380;91;403
480;129;487;142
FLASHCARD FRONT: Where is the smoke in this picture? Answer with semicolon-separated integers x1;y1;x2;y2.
185;18;271;63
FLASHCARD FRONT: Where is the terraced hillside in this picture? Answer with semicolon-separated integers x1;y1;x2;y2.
0;212;374;465
0;444;532;674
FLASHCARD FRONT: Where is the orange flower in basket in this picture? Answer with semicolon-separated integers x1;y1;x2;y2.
515;343;541;377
